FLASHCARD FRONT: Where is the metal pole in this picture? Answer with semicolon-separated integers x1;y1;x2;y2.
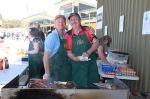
89;13;91;26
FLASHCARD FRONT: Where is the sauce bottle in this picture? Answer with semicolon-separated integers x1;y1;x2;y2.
4;57;9;69
0;58;3;70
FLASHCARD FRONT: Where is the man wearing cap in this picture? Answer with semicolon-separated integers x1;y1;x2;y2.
43;15;71;81
64;13;99;87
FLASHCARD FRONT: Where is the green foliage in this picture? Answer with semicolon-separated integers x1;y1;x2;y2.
1;20;22;28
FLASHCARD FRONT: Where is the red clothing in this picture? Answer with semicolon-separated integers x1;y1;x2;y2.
64;26;96;51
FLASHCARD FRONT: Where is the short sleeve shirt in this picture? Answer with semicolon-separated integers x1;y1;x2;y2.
64;26;96;51
44;30;60;57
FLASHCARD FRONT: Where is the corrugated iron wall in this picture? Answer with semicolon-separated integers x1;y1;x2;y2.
97;0;150;92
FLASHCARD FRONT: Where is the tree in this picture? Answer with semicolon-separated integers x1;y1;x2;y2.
1;20;22;28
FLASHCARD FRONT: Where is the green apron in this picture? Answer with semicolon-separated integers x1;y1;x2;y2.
28;38;44;79
50;37;72;81
72;33;99;87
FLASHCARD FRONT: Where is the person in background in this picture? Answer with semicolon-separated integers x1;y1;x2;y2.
64;13;99;87
43;15;71;81
31;23;45;42
97;35;112;63
47;27;55;35
28;28;44;79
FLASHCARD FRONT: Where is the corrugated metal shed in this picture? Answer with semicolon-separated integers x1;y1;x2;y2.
96;0;150;92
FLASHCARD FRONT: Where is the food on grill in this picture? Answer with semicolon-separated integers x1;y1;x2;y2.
28;79;48;88
28;79;76;89
66;81;76;88
55;83;66;89
52;81;76;89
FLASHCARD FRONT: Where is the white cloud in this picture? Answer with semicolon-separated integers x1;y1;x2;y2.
0;0;59;20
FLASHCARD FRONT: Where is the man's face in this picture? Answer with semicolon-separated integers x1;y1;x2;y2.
69;16;81;29
55;18;66;30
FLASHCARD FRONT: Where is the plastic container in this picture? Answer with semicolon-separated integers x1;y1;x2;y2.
101;63;115;73
107;51;129;65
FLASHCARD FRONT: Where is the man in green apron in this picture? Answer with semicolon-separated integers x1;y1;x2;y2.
64;13;99;87
43;15;71;81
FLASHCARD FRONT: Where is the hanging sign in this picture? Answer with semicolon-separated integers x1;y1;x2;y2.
142;11;150;35
119;15;124;32
96;6;103;29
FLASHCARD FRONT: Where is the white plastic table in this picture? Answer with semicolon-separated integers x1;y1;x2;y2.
98;68;139;80
97;60;139;81
0;61;28;85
